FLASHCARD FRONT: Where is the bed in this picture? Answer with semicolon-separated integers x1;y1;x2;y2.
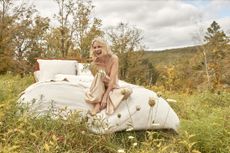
18;59;180;134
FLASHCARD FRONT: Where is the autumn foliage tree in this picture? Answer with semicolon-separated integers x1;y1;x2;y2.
0;1;50;75
106;23;158;85
50;0;103;59
158;21;230;92
12;8;50;75
202;21;229;89
0;0;17;74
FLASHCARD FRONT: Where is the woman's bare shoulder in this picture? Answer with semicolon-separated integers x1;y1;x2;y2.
111;54;119;62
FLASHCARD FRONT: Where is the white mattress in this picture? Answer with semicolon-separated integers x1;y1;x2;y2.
18;74;180;133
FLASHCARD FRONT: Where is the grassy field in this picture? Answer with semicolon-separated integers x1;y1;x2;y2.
0;74;229;153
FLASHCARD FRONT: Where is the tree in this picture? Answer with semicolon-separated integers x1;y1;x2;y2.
106;22;158;85
203;21;229;89
13;9;50;73
53;0;73;57
23;16;50;71
0;0;50;75
0;0;16;74
45;26;72;58
72;0;103;59
52;0;103;59
106;23;143;79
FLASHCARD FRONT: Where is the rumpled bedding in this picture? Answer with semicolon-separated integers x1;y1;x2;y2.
18;74;180;133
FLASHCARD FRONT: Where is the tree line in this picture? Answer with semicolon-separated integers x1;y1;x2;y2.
0;0;229;91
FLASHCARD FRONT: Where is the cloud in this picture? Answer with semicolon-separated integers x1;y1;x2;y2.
143;24;199;50
93;0;230;50
32;0;58;18
26;0;230;50
93;0;202;49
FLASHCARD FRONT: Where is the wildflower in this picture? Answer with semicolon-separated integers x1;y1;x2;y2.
117;149;125;153
166;98;177;103
52;135;57;141
156;91;162;97
44;143;50;151
191;150;201;153
121;88;132;100
128;136;135;139
152;120;160;126
148;97;156;107
152;123;160;126
81;131;86;135
121;88;129;95
136;105;141;111
126;127;134;132
133;142;137;147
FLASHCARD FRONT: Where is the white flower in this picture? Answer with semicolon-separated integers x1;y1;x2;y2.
126;127;134;132
152;123;160;126
156;91;162;97
121;88;129;95
128;136;135;139
81;131;86;135
133;142;137;147
166;98;177;103
117;149;125;153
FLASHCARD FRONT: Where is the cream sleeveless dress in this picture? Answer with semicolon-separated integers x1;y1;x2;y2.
85;64;132;115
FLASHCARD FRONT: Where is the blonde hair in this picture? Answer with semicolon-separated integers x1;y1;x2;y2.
89;37;113;59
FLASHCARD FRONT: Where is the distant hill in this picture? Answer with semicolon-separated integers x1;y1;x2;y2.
143;46;200;65
142;45;230;86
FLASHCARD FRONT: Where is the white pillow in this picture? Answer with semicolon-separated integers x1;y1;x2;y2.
37;59;78;82
34;71;40;82
78;63;92;76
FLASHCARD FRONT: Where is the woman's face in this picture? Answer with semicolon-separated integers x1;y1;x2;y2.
92;41;104;57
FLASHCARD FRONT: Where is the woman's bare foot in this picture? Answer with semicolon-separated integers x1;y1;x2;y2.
90;103;101;116
100;104;106;110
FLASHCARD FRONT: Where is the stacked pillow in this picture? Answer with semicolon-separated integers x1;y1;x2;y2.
77;63;92;76
34;59;78;82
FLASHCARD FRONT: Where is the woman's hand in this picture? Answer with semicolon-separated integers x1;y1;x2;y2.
102;75;110;84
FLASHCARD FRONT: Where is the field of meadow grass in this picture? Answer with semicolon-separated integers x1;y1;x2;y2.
0;74;229;153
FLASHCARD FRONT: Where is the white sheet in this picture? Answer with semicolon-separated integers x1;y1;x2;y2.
18;74;180;133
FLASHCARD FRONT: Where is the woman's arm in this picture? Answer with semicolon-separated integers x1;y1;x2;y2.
100;55;119;108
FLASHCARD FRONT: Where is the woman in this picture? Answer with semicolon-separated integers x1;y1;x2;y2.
85;37;132;115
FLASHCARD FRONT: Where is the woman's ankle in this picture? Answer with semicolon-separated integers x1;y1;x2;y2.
90;104;101;115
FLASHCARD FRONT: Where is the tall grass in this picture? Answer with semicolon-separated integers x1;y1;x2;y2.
0;74;229;153
161;90;230;153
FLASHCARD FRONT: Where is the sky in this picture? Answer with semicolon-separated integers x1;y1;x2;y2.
19;0;230;51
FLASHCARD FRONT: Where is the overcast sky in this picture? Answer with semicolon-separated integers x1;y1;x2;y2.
23;0;230;51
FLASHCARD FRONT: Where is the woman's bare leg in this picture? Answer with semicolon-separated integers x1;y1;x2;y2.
90;103;101;115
